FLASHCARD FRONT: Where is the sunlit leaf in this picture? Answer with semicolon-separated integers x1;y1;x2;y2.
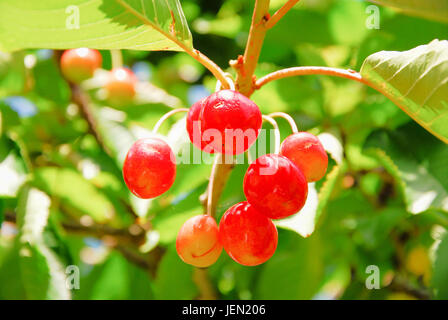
0;0;192;52
361;40;448;143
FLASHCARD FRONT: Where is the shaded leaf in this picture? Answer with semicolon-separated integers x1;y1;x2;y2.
33;167;114;223
433;233;448;299
368;0;448;23
17;186;71;300
364;123;448;214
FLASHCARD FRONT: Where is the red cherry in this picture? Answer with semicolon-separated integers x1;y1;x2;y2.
123;137;176;199
105;67;138;107
243;154;308;219
280;132;328;182
219;201;278;266
176;215;222;268
60;48;102;83
186;98;211;152
199;90;262;155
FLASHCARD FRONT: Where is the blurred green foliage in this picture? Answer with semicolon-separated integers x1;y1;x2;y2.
0;0;448;300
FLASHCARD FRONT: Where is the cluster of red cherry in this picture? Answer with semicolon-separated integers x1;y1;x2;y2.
122;89;328;267
60;48;137;106
59;48;328;267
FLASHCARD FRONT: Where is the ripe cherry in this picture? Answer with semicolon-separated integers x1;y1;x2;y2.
219;201;278;266
123;137;176;199
244;154;308;219
60;48;102;84
176;215;222;268
199;90;262;155
280;132;328;182
186;98;210;152
105;67;138;107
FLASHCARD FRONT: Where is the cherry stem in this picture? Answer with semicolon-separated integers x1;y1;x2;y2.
262;115;281;154
152;108;189;134
269;112;299;133
207;154;223;217
246;150;254;164
255;66;370;90
215;74;236;92
266;0;301;29
110;50;123;69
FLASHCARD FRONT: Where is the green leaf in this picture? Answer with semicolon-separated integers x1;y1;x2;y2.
254;230;323;299
153;245;197;299
360;39;448;143
17;186;71;300
33;167;114;223
20;243;71;300
0;137;28;198
433;233;448;299
368;0;448;23
17;186;51;242
0;0;192;52
364;123;448;214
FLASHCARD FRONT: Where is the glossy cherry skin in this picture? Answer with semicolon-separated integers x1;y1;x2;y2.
244;154;308;219
105;67;138;107
199;90;262;155
280;132;328;182
219;201;278;266
176;215;222;268
123;137;176;199
60;48;102;83
186;98;211;152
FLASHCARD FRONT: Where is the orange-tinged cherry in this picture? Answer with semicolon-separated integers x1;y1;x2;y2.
60;48;102;84
176;215;222;268
244;154;308;219
123;137;176;199
219;201;278;266
280;132;328;182
105;67;138;107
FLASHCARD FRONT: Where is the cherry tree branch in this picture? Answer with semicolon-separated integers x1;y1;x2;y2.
266;0;301;29
233;0;271;96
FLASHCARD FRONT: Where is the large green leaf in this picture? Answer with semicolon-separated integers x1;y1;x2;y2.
361;40;448;143
368;0;448;23
0;0;192;52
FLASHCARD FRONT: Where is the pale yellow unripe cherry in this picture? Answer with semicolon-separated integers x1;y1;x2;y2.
176;215;222;268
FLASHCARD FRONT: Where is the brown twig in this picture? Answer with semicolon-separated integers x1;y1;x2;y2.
389;276;431;300
70;83;110;154
193;268;218;300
